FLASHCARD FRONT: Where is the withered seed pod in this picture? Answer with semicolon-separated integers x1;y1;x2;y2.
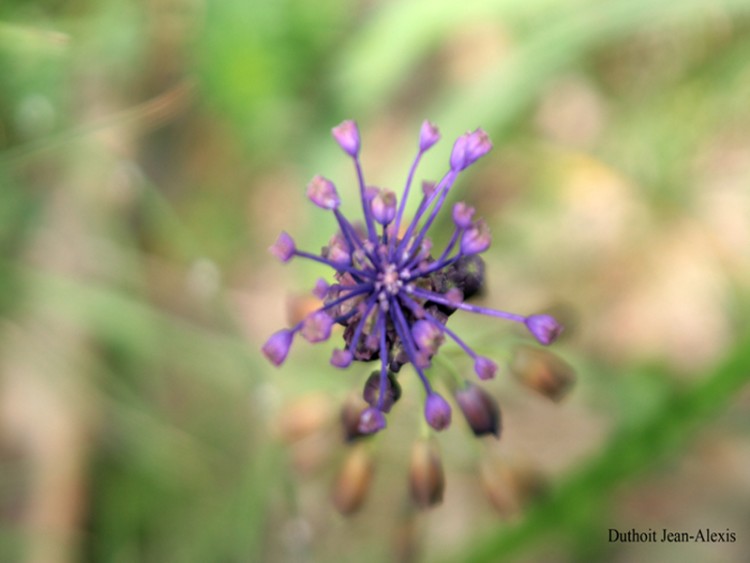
332;444;374;515
408;439;445;509
509;344;575;402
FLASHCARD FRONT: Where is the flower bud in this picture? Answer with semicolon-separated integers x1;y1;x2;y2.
330;349;353;368
312;278;330;300
524;314;563;345
269;231;295;262
332;119;360;156
450;133;470;171
450;129;492;171
473;356;497;381
409;439;445;508
358;407;387;435
509;344;575;402
447;255;485;301
340;395;368;442
419;120;440;151
460;220;491;255
371;189;397;225
323;234;351;265
262;329;294;366
362;371;402;413
465;128;492;165
424;393;452;431
412;320;444;354
301;311;333;343
421;180;437;198
332;444;373;515
306;175;340;209
452;202;475;229
454;382;501;437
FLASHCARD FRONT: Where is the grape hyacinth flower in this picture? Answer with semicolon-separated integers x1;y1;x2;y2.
263;120;563;436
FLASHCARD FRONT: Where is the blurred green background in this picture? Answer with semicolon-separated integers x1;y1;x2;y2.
2;0;750;562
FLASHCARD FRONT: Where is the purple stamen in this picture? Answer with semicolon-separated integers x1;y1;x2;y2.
377;310;389;412
293;249;375;280
389;296;434;394
408;287;525;323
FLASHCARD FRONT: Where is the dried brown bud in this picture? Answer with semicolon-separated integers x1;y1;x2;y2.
454;382;501;438
332;444;374;515
509;345;575;402
479;457;547;517
408;439;445;509
276;393;333;443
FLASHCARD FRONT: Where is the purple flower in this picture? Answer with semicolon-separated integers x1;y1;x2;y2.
525;314;563;345
263;121;563;434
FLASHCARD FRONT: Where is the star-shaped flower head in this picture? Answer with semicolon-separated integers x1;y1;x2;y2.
263;120;563;435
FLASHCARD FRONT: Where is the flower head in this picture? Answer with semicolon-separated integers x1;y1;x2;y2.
263;120;564;435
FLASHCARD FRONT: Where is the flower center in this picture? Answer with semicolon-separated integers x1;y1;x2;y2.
377;263;402;296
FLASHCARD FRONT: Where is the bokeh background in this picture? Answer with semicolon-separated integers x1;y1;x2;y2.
2;0;750;562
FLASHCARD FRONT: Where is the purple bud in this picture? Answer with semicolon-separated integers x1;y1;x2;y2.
362;371;402;413
412;320;444;353
450;129;492;171
262;329;294;366
455;383;501;438
424;393;452;431
306;175;340;209
465;128;492;166
324;234;351;265
358;407;387;434
269;231;295;262
301;311;334;343
450;133;470;171
524;314;563;346
313;278;330;299
419;120;440;151
452;202;475;229
371;189;397;225
422;181;437;198
460;219;491;254
474;356;498;380
331;349;353;368
332;120;360;156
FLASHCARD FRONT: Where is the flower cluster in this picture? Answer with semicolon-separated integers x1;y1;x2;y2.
263;120;562;437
